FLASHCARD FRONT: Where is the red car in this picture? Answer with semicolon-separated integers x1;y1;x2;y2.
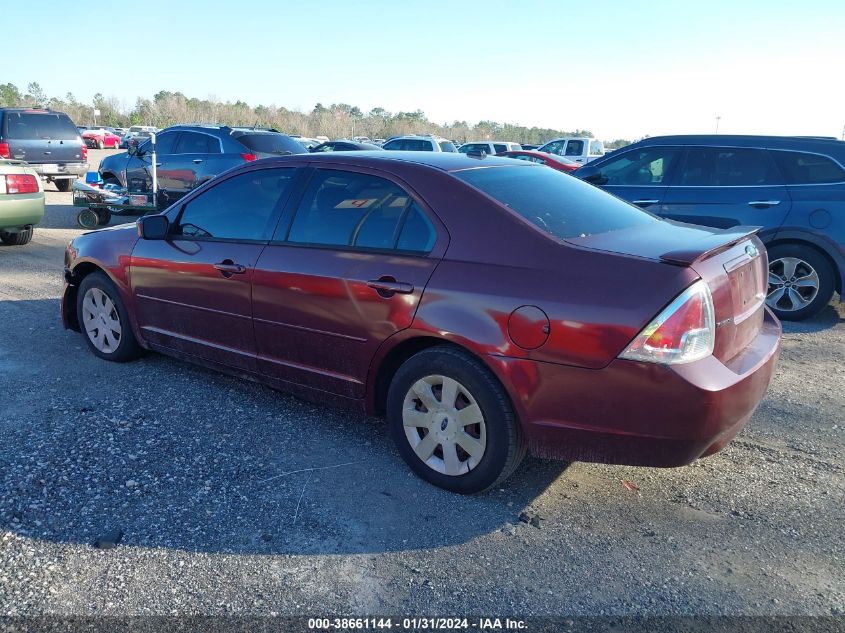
82;128;121;149
61;152;781;493
498;149;580;172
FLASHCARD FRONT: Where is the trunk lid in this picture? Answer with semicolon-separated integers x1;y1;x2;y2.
572;220;768;363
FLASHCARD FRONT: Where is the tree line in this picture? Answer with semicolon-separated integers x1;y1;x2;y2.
0;82;631;148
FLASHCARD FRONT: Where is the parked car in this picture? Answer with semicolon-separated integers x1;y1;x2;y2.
98;124;306;207
575;134;845;320
311;140;382;152
458;141;522;155
63;152;780;493
537;137;605;164
294;137;321;150
82;127;122;149
0;158;44;245
383;135;457;152
120;125;157;148
498;150;580;172
0;108;88;191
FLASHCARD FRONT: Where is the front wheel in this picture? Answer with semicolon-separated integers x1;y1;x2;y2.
76;272;141;362
387;346;525;494
766;244;835;321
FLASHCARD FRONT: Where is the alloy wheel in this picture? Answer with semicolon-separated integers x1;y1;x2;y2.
82;287;122;353
767;257;820;313
402;375;487;476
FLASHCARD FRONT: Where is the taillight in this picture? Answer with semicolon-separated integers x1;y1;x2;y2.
241;153;257;162
2;174;39;195
81;144;88;160
0;141;10;159
619;280;715;364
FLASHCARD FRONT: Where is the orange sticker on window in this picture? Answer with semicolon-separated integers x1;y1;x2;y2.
335;198;377;209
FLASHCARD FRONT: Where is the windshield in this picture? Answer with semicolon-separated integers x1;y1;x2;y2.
236;133;306;155
4;112;80;140
455;165;657;239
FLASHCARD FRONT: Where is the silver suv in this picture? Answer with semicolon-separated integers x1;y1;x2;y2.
382;135;457;152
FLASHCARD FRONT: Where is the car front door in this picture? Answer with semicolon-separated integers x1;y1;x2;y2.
660;146;792;230
252;167;446;398
130;167;298;372
124;131;179;194
582;145;682;210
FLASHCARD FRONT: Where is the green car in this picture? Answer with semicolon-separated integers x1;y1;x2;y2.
0;159;45;245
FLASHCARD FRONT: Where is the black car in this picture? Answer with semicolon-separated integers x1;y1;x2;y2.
310;140;383;152
98;125;306;206
576;134;845;320
520;144;539;150
0;108;88;191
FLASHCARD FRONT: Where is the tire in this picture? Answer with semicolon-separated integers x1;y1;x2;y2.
77;208;101;229
387;345;525;494
55;179;72;192
96;209;112;225
97;139;105;150
0;227;33;245
112;139;120;149
76;272;141;362
766;244;835;321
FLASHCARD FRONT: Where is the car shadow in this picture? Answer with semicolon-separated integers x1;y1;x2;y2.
780;302;844;334
0;298;570;556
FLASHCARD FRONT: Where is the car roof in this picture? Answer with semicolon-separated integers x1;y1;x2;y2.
629;134;845;150
249;150;530;172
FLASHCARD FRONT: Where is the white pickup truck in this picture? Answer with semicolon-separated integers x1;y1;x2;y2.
536;137;605;165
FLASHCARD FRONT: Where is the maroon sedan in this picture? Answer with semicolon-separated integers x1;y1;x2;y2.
498;149;580;172
62;152;781;493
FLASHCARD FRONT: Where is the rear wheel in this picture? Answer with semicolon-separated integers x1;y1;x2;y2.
0;227;33;245
55;179;72;192
766;244;835;321
387;346;525;494
76;272;141;362
97;139;105;149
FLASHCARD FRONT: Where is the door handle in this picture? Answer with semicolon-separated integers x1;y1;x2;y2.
367;278;414;297
193;159;203;164
213;260;247;277
747;200;780;208
633;199;659;206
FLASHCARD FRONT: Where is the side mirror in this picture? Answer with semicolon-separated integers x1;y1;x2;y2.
137;214;169;240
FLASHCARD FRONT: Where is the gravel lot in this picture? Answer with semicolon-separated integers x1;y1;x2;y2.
0;149;843;619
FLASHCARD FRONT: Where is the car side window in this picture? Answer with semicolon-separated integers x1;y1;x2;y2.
680;147;777;186
590;147;680;186
564;140;584;157
173;168;295;241
285;169;434;252
543;141;565;156
493;144;508;154
140;132;178;155
175;132;214;154
771;150;845;185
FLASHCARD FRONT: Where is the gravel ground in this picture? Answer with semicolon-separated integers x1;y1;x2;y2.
0;149;843;619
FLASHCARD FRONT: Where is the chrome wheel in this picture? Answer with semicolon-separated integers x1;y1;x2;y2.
767;257;820;313
82;287;122;353
402;375;487;476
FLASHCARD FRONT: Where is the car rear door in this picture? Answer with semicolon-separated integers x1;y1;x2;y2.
125;131;179;194
252;166;446;398
584;145;682;210
660;146;792;230
130;167;298;371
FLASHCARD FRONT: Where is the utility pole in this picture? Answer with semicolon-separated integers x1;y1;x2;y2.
715;116;721;134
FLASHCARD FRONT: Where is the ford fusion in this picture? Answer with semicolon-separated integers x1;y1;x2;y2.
62;152;781;493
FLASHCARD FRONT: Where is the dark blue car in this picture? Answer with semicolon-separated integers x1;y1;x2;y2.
575;135;845;320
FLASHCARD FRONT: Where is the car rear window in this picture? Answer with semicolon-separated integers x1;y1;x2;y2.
439;141;457;152
383;139;433;151
3;112;79;140
455;165;658;239
235;133;306;155
771;150;845;184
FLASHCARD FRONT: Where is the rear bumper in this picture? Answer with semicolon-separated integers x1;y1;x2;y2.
30;163;89;179
0;193;45;228
491;307;782;467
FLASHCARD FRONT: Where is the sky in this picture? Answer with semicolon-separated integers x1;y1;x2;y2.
4;0;844;140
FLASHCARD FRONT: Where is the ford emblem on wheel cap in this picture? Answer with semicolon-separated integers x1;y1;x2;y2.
745;243;759;257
